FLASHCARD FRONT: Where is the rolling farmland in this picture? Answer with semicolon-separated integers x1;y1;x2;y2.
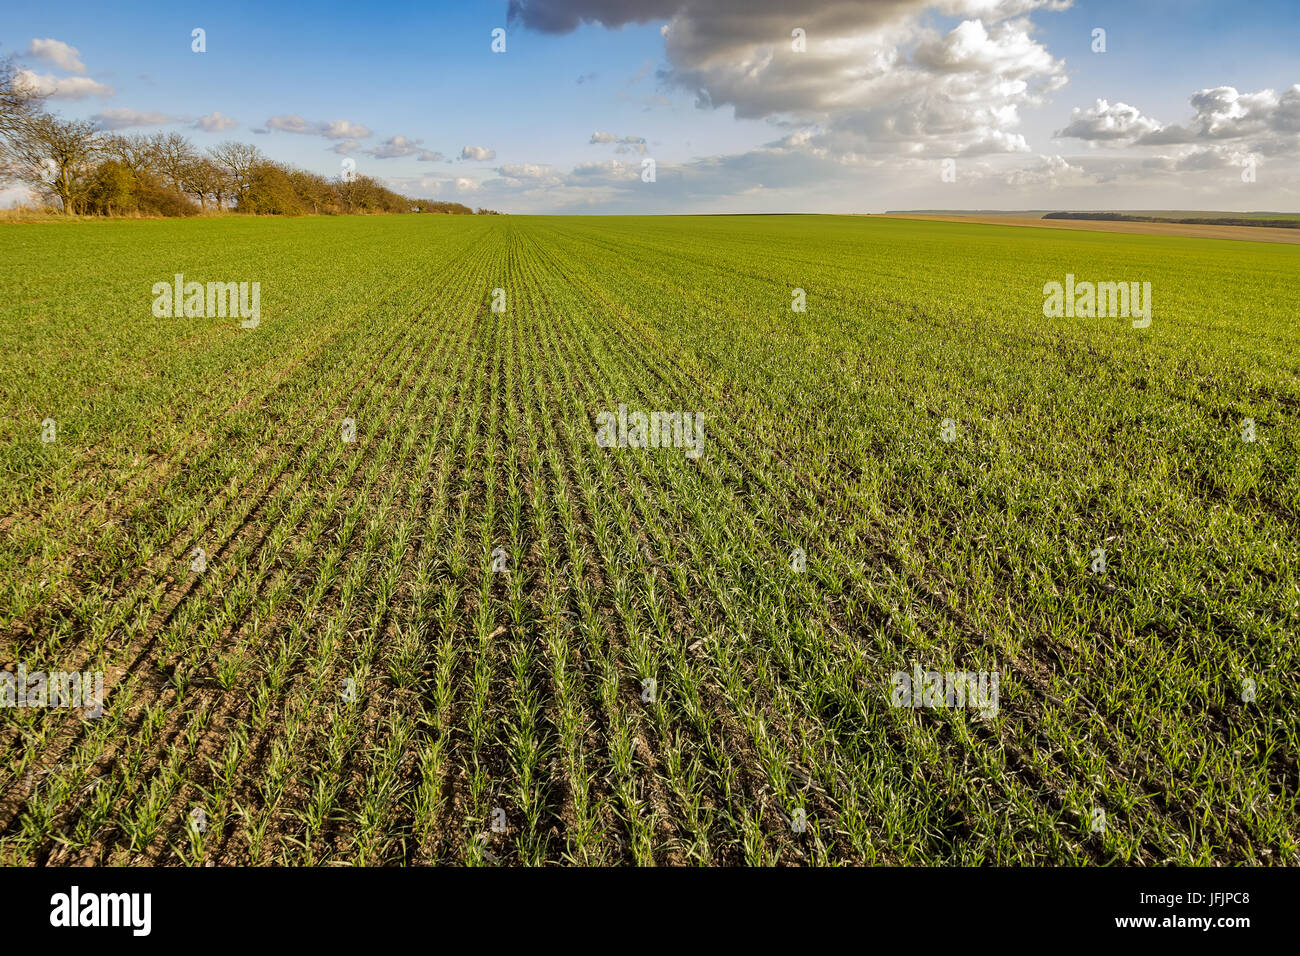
1;214;1297;866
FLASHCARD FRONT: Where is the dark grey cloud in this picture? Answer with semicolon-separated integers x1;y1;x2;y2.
512;1;1069;159
508;0;682;33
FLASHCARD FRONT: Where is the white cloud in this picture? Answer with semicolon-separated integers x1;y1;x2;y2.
1059;86;1300;152
590;131;648;153
25;38;86;74
91;108;178;130
461;145;497;160
515;1;1068;161
1002;153;1082;186
407;2;1300;211
498;163;561;183
1052;85;1300;197
265;114;314;134
1055;99;1163;143
936;0;1071;21
567;159;642;182
13;69;113;100
1183;85;1299;139
913;18;1059;78
194;111;239;132
266;115;372;139
366;135;443;160
321;119;372;140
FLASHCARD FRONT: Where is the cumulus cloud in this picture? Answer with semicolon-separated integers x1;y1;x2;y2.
13;69;112;99
1051;85;1300;191
1034;84;1300;196
569;159;636;178
1170;85;1300;143
508;0;681;33
912;17;1059;77
498;163;561;182
1059;86;1300;152
385;175;486;198
508;0;1068;34
1002;153;1083;186
935;0;1071;20
266;115;373;140
1185;86;1288;138
365;135;443;160
590;131;648;153
1055;99;1163;143
25;38;86;74
513;1;1068;160
265;114;314;135
90;108;178;130
461;145;496;160
194;111;239;132
321;119;371;140
498;1;1300;211
1164;146;1249;172
87;107;242;133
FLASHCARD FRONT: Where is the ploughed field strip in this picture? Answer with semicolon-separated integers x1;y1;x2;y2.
0;214;1296;865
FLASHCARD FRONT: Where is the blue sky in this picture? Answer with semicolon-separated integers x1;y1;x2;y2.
4;0;1298;212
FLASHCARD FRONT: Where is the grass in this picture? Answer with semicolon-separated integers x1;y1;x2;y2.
0;213;1296;865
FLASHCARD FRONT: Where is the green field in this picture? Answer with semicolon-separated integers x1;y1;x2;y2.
1;214;1296;865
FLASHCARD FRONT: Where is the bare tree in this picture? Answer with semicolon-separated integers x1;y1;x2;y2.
151;131;198;192
209;141;262;209
5;114;101;212
101;132;161;177
207;160;234;210
180;156;223;211
0;56;47;141
1;56;51;188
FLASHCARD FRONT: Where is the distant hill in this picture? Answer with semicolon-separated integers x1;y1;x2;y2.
1041;211;1299;229
885;210;1056;217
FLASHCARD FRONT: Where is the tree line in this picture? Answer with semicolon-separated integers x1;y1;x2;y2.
0;59;499;217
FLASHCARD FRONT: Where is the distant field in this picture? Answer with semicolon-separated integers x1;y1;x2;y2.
881;212;1300;243
891;209;1300;219
1043;212;1300;229
1;214;1297;865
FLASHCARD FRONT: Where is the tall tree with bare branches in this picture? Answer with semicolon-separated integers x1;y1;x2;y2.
5;114;101;212
209;141;262;209
0;56;47;140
